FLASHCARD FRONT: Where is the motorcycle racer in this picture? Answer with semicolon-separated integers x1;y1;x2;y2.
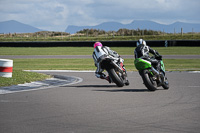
134;39;162;70
92;42;124;83
134;39;169;91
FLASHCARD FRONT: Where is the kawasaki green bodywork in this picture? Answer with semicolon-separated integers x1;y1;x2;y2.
160;60;165;72
134;58;165;72
134;58;151;71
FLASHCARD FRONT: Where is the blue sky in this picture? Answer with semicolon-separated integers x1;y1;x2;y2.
0;0;200;31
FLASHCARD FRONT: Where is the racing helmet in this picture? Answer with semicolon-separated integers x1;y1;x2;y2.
136;39;146;47
94;42;103;48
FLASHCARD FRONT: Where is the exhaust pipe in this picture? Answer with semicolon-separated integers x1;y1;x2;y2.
111;61;124;73
151;67;159;75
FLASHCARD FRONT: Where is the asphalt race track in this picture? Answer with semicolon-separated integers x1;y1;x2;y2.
0;71;200;133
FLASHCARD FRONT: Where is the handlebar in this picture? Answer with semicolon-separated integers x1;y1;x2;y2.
151;55;162;60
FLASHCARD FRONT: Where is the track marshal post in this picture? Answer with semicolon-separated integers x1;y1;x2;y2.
0;59;13;78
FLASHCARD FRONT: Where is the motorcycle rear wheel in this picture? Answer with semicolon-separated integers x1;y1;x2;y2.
140;69;157;91
108;68;124;87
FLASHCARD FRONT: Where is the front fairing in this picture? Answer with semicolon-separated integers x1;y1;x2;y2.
134;58;152;71
160;60;165;72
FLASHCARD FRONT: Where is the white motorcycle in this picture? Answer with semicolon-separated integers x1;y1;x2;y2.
93;46;129;87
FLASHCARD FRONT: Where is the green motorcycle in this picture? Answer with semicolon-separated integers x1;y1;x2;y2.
134;56;169;91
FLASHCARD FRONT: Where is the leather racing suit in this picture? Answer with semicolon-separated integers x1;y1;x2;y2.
92;46;123;79
134;44;162;69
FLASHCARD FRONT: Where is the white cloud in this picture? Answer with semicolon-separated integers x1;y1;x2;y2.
0;0;71;31
0;0;199;31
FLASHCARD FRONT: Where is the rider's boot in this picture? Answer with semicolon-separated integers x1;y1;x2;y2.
125;80;130;86
105;76;112;83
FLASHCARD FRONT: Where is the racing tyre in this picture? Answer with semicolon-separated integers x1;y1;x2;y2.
162;76;169;89
108;68;124;87
140;69;157;91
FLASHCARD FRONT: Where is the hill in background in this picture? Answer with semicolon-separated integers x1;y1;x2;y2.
1;20;200;34
0;20;43;33
66;20;200;34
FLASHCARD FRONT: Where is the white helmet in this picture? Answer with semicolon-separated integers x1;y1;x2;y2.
136;39;146;47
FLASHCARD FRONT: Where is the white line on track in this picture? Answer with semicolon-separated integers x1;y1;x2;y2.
0;75;83;95
188;71;200;73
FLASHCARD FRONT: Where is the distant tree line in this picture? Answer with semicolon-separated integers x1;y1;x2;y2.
34;31;70;37
0;31;70;38
76;28;164;36
2;29;198;39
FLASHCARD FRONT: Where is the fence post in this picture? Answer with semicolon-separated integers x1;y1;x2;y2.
165;40;168;47
181;28;183;36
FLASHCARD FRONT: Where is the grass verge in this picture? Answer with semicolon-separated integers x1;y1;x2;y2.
1;47;200;55
1;58;199;87
12;58;200;71
0;70;51;87
1;46;200;87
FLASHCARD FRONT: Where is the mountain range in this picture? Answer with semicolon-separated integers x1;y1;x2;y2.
66;20;200;34
0;20;200;34
0;20;43;33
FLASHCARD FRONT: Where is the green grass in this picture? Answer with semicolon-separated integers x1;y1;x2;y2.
0;70;51;87
11;58;200;72
123;59;200;71
13;59;95;70
1;58;199;87
1;46;200;87
1;47;200;55
0;47;94;55
152;47;200;55
163;59;200;71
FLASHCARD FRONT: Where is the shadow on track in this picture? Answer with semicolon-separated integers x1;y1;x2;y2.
93;89;149;92
62;84;149;92
62;85;117;88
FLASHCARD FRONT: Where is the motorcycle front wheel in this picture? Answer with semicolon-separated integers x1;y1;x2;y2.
108;68;124;87
140;69;157;91
162;76;169;89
